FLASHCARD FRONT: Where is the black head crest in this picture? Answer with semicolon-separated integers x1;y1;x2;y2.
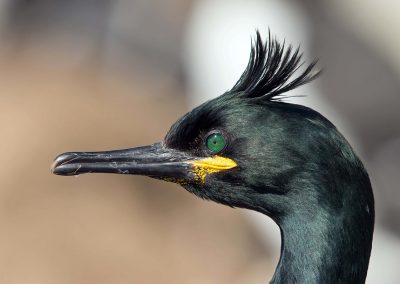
230;30;320;101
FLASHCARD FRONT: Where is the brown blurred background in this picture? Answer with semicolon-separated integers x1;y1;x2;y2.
0;1;399;283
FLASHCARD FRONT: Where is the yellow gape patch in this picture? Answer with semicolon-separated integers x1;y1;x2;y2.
189;156;238;184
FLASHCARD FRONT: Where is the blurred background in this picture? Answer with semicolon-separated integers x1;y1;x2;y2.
0;0;399;283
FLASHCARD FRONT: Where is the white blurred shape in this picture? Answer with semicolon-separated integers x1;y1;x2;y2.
368;226;400;284
184;0;310;106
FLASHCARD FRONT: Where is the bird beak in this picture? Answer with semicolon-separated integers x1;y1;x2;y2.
51;143;237;184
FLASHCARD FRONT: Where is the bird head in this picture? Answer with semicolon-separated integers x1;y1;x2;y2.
52;32;360;220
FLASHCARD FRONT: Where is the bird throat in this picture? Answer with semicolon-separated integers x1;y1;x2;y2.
271;197;374;284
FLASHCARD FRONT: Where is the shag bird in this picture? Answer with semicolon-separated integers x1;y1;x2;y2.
52;32;374;283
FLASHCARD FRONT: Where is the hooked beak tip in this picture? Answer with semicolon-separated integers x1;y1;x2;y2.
51;152;80;175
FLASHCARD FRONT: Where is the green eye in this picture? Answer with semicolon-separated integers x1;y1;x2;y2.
206;132;226;153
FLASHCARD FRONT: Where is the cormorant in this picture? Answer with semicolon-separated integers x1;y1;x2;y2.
52;32;374;283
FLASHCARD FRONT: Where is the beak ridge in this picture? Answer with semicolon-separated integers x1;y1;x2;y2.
51;143;192;179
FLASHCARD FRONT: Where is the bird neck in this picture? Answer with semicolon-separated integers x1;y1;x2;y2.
270;182;374;283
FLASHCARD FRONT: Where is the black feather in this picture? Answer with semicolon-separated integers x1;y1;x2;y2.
230;30;320;101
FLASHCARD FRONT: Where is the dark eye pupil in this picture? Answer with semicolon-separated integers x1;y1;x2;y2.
206;132;226;153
